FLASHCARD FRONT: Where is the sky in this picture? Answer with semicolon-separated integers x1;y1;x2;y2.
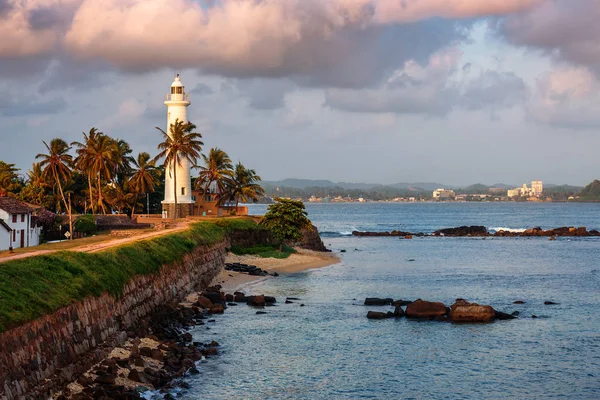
1;0;600;187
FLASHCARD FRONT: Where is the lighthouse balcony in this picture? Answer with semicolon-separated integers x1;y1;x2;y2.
165;93;190;101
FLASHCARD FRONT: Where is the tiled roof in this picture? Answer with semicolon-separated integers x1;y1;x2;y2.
0;196;32;214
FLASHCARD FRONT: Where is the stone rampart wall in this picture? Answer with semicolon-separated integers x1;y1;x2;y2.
0;239;228;399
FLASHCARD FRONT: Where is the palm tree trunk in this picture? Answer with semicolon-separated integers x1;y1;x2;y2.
173;163;178;219
97;176;107;214
87;175;94;214
54;169;73;240
131;192;139;219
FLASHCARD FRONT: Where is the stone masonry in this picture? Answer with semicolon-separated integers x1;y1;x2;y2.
0;239;228;400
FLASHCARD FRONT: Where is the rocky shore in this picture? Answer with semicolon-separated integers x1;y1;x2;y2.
54;285;298;399
352;225;600;238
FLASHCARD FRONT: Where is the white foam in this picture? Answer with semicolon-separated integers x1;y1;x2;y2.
489;227;527;233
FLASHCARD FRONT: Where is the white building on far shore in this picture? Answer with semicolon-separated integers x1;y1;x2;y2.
507;180;543;198
433;188;455;200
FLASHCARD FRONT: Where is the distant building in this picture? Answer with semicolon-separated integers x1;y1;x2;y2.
488;187;507;195
531;180;543;196
507;188;521;198
432;188;455;200
0;197;41;251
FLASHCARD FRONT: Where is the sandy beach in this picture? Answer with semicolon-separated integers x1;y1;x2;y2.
210;248;340;293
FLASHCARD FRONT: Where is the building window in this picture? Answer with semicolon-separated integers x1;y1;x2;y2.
21;214;25;222
13;230;16;241
12;214;16;223
181;187;185;196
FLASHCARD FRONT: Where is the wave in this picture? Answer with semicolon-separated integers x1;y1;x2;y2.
488;227;527;233
319;230;355;238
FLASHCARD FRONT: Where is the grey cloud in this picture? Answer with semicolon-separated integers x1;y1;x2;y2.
497;0;600;74
235;79;296;110
0;96;66;117
28;6;71;31
461;71;528;110
0;0;12;16
190;83;214;96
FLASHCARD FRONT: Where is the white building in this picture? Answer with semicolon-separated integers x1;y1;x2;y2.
162;74;195;218
0;197;41;251
433;188;455;200
531;180;543;196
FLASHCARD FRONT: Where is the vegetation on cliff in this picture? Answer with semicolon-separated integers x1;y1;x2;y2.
260;198;312;250
0;219;264;333
230;244;296;259
576;179;600;201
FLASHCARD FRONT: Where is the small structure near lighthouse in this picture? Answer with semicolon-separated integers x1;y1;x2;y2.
162;74;194;218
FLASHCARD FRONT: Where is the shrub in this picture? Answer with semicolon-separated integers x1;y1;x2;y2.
74;215;97;234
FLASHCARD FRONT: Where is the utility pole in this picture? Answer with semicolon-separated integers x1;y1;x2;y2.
68;192;73;240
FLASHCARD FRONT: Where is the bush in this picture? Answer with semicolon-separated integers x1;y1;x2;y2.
74;215;97;234
230;243;295;259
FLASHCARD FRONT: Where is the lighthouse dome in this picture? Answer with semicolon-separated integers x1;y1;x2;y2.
171;74;184;87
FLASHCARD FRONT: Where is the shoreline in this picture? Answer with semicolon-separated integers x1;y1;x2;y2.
211;248;340;293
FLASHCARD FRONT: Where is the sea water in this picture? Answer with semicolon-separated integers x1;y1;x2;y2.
179;203;600;399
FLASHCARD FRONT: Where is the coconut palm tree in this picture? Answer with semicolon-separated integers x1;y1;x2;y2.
36;138;74;238
113;139;134;185
129;152;159;217
89;134;119;214
0;161;21;197
195;147;234;202
223;162;265;211
72;127;102;214
155;119;203;219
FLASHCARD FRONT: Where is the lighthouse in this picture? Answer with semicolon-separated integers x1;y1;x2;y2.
162;74;194;218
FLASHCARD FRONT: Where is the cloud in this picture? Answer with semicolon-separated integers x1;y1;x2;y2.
527;66;600;128
498;0;600;74
0;95;66;117
0;0;544;86
460;70;528;110
190;83;214;96
235;78;296;110
100;98;147;129
324;47;528;115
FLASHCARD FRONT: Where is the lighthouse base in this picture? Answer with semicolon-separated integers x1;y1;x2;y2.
162;203;193;219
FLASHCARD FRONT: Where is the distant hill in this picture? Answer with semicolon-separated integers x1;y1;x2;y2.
576;180;600;201
263;179;449;191
388;182;450;191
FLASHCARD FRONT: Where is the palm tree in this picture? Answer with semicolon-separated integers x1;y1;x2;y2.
223;162;265;211
0;161;21;196
72;127;101;214
36;138;74;238
129;152;159;217
89;135;119;214
195;147;234;202
105;182;135;214
113;139;134;185
155;119;203;219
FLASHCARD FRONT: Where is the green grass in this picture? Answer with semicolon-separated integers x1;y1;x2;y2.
0;219;260;333
230;243;296;259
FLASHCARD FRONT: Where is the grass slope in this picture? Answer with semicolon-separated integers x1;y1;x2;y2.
230;244;296;259
0;218;265;334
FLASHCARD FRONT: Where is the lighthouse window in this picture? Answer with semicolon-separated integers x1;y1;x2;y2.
171;87;176;94
176;87;183;94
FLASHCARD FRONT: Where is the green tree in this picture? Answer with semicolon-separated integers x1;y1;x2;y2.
0;161;22;197
36;138;74;238
260;197;311;251
72;128;103;214
195;147;234;201
223;162;265;211
155;119;203;219
129;152;159;217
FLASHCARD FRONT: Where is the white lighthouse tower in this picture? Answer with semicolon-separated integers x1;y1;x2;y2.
162;74;194;218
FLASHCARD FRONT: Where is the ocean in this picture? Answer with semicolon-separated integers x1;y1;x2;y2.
176;203;600;399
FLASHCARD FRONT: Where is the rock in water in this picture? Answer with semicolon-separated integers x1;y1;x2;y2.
405;300;447;319
247;295;266;307
364;298;394;306
448;299;495;323
367;311;394;319
393;305;405;317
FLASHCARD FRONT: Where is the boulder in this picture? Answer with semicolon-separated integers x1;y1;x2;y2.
366;311;394;319
405;300;447;319
433;226;488;237
247;295;265;307
234;293;247;303
393;305;405;317
225;294;234;302
495;310;517;320
209;304;225;314
513;300;525;304
448;299;495;323
195;296;213;309
139;347;153;357
128;369;153;384
544;301;558;305
364;298;394;306
392;300;412;307
202;291;221;304
264;296;277;304
94;374;116;385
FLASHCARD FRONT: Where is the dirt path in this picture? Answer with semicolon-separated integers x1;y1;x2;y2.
0;223;190;264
